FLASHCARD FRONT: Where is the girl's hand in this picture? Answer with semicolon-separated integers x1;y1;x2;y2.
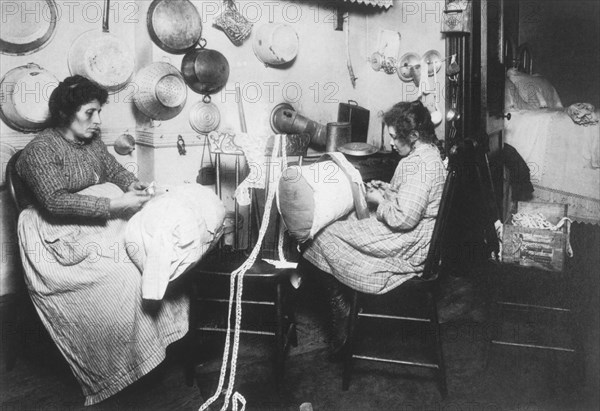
365;188;385;206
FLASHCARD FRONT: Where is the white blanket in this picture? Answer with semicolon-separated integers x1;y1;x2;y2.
126;184;226;300
505;109;600;224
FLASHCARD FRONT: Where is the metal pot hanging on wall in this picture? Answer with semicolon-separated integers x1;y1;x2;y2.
0;0;58;56
181;39;230;96
67;0;135;93
0;63;59;132
147;0;203;54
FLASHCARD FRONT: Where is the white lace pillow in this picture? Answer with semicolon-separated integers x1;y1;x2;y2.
506;68;563;109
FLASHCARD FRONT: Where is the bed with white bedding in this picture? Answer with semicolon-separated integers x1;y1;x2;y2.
503;43;600;225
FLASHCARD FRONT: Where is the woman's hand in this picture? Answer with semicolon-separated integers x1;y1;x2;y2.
127;181;150;193
109;191;151;219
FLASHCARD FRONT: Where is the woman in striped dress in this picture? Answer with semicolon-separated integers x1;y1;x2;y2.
15;76;190;405
300;100;446;359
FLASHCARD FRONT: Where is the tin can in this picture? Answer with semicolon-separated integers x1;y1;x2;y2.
326;122;352;152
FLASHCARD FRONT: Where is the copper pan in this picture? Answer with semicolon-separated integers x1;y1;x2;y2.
147;0;202;55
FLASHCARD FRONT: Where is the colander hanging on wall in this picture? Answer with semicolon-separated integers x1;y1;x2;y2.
133;61;187;121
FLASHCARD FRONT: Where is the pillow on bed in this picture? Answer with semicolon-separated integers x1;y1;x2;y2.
506;68;563;109
505;79;539;110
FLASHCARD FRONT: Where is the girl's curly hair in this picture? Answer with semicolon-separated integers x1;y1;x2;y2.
382;100;437;145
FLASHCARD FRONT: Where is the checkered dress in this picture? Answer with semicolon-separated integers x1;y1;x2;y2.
302;143;446;294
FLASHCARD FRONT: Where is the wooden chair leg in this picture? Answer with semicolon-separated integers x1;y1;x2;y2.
342;290;359;391
430;292;448;398
183;331;197;387
275;282;285;386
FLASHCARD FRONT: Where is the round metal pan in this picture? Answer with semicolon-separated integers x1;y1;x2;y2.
338;142;379;157
67;0;134;93
147;0;202;55
0;0;58;56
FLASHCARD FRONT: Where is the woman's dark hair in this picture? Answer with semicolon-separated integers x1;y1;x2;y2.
48;75;108;127
382;100;437;145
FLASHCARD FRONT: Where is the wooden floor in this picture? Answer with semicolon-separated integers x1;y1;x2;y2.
1;223;598;410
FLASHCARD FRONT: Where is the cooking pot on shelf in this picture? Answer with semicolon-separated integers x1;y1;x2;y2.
0;63;59;132
67;0;134;93
181;39;230;95
0;0;58;56
147;0;203;54
133;62;187;121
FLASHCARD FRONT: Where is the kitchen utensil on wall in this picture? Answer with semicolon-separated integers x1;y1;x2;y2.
114;133;136;155
68;0;134;93
423;49;443;76
0;0;58;56
0;63;59;132
214;0;252;46
189;97;221;134
197;135;216;185
397;52;421;83
252;23;299;66
133;61;187;121
181;39;230;95
337;100;370;143
147;0;203;54
429;63;443;126
326;122;352;152
269;104;327;150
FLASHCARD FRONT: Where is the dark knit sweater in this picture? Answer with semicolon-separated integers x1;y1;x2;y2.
16;129;137;219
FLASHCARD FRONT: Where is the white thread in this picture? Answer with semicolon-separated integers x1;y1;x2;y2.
199;135;287;411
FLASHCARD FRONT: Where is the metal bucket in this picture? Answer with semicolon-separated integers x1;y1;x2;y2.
326;122;351;152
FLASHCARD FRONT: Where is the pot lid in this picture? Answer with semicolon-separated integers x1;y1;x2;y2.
189;100;221;134
156;74;187;107
338;142;379;157
397;52;421;83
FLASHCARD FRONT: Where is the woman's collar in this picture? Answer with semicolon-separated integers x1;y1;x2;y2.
52;128;88;147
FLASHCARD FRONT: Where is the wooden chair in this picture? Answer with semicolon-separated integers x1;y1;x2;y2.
6;150;36;213
4;149;37;371
184;134;309;390
341;148;461;397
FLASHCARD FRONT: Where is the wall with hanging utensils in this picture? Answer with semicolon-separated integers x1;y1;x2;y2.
0;0;446;295
135;0;446;193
